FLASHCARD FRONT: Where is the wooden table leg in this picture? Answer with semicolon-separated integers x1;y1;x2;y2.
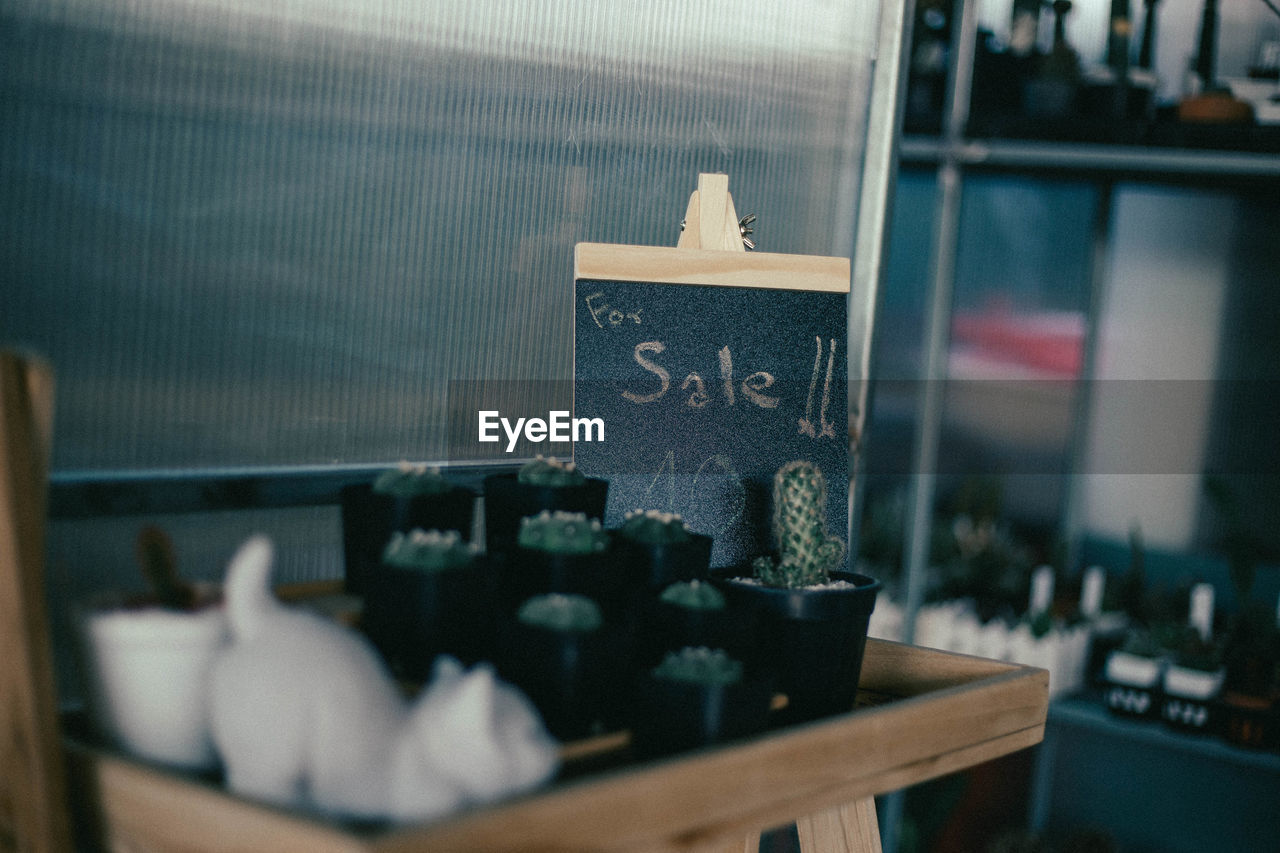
795;797;882;853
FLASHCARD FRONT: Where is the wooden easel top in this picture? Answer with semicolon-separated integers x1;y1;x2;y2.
677;173;748;253
575;173;850;294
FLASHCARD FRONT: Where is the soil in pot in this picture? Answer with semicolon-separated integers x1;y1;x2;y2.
711;569;880;725
340;481;476;594
482;472;608;557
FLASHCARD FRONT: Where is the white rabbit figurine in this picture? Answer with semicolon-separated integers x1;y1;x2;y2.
208;535;559;822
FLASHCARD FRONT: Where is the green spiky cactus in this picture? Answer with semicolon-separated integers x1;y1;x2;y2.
619;509;692;545
752;460;846;589
382;528;478;571
517;455;586;487
517;510;609;554
372;462;453;497
517;593;603;633
652;646;743;686
659;580;726;611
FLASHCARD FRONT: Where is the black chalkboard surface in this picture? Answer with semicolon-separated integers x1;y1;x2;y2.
573;242;850;569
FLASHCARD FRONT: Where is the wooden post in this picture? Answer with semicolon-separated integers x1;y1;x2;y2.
0;350;72;853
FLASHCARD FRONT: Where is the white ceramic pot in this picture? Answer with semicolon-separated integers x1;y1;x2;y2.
78;593;228;771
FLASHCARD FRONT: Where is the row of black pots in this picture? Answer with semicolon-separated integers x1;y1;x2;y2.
339;471;612;595
1104;677;1280;747
360;553;758;746
343;469;881;750
361;538;721;685
361;555;880;742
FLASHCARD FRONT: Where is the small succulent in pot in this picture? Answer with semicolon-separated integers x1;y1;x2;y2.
484;456;609;556
659;579;727;611
372;463;456;497
612;509;713;592
711;460;880;725
640;580;749;669
383;528;480;571
517;455;588;488
517;592;605;633
619;509;693;545
341;462;477;594
498;511;632;620
496;594;624;741
362;529;494;679
518;510;610;554
631;646;774;759
651;646;744;686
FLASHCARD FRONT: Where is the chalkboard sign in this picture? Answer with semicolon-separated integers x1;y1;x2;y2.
573;242;850;569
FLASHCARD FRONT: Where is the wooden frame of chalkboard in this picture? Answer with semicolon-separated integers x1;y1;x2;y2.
573;188;851;569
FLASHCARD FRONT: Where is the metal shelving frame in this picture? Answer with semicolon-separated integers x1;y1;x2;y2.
883;0;1279;849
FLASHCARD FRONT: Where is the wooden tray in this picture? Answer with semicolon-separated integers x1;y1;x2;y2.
64;638;1048;853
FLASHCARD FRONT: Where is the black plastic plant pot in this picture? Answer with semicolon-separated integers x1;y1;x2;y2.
636;598;759;671
496;544;635;623
339;482;477;594
482;473;609;557
629;671;775;760
610;533;714;592
360;557;497;682
710;569;881;726
494;618;629;742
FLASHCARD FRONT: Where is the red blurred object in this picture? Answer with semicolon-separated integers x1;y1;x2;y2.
952;307;1085;377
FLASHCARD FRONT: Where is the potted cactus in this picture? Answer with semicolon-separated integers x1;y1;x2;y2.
497;510;634;620
483;456;608;556
638;580;757;670
611;509;714;592
712;460;880;725
630;646;774;759
494;593;625;741
360;529;495;680
341;462;476;594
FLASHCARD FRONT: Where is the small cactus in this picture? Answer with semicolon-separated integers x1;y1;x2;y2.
752;460;846;589
517;593;603;633
659;580;726;611
372;462;453;497
618;509;692;545
382;528;478;571
517;455;586;488
652;646;743;686
518;510;609;554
